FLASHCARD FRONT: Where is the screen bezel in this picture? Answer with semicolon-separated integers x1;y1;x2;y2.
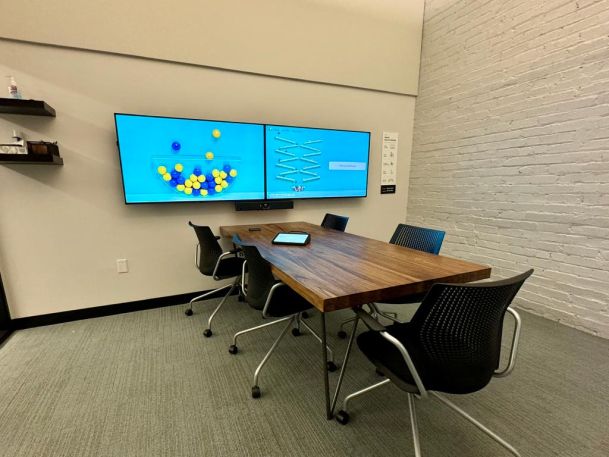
264;123;371;201
114;113;372;204
114;112;266;205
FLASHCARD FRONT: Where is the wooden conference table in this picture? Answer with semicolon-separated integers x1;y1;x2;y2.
219;221;491;419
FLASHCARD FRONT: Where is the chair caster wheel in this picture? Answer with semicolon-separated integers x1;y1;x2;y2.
228;345;238;355
337;330;347;339
301;311;310;319
376;368;385;376
291;328;301;337
252;386;261;399
327;361;338;372
336;410;350;425
185;309;193;316
203;329;212;338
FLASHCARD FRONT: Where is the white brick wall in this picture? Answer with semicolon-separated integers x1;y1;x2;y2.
408;0;609;338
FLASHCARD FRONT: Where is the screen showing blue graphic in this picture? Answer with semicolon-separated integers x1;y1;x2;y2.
265;125;370;200
115;114;265;203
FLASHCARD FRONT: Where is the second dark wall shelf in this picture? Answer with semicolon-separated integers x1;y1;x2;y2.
0;154;63;165
0;97;62;165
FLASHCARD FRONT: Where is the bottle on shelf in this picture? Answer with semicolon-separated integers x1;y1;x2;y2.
7;76;22;99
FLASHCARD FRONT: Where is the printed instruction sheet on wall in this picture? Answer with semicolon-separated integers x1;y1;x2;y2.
381;131;398;193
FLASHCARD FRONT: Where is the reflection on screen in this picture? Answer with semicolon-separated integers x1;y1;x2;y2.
265;125;370;200
115;114;265;203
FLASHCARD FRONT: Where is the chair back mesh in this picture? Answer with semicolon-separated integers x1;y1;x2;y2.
408;269;533;393
188;222;223;276
389;224;445;255
321;213;349;232
232;235;276;310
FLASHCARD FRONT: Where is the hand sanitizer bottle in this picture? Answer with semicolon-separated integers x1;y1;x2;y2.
7;76;22;99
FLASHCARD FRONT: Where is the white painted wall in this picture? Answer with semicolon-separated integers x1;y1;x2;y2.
409;0;609;338
0;0;424;95
0;40;415;318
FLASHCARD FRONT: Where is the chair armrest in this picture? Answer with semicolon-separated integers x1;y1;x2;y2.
194;243;200;269
494;307;522;378
241;260;248;294
379;332;428;399
212;251;237;279
215;235;221;240
262;282;288;318
354;306;428;398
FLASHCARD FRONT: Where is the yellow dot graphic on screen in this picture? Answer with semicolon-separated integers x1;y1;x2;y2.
192;181;201;189
215;177;222;185
198;175;206;182
212;169;220;178
221;180;228;188
189;174;197;182
205;151;214;160
229;169;237;177
162;173;171;181
212;129;221;139
220;171;227;179
157;165;167;175
200;189;208;196
175;163;183;172
184;187;193;195
176;184;185;192
185;180;193;188
215;185;222;192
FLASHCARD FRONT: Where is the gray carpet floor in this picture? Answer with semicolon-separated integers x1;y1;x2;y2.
0;298;608;457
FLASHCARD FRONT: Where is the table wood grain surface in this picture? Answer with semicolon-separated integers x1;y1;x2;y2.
220;222;491;312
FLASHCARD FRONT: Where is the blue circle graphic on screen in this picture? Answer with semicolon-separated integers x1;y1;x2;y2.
171;141;181;151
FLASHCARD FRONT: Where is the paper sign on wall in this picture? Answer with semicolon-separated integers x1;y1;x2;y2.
381;131;398;194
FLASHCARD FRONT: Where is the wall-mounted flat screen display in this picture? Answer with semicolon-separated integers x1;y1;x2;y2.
115;114;265;203
264;125;370;200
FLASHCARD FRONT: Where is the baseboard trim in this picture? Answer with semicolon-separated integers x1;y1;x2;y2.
11;288;238;330
0;329;12;346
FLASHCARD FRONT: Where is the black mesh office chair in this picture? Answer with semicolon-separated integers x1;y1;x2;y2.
321;213;349;232
337;224;446;338
185;221;245;338
229;235;337;399
335;269;533;457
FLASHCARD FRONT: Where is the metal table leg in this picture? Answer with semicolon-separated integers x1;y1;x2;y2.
320;312;332;419
331;316;359;416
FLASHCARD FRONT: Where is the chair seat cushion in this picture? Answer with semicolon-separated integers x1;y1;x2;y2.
215;256;245;279
357;323;495;395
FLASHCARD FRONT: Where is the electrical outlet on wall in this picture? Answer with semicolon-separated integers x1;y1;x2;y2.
116;259;129;273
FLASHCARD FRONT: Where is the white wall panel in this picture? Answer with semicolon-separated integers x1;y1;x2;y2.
0;0;424;95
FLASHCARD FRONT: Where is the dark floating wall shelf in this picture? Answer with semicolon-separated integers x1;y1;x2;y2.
0;154;63;165
0;97;56;117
